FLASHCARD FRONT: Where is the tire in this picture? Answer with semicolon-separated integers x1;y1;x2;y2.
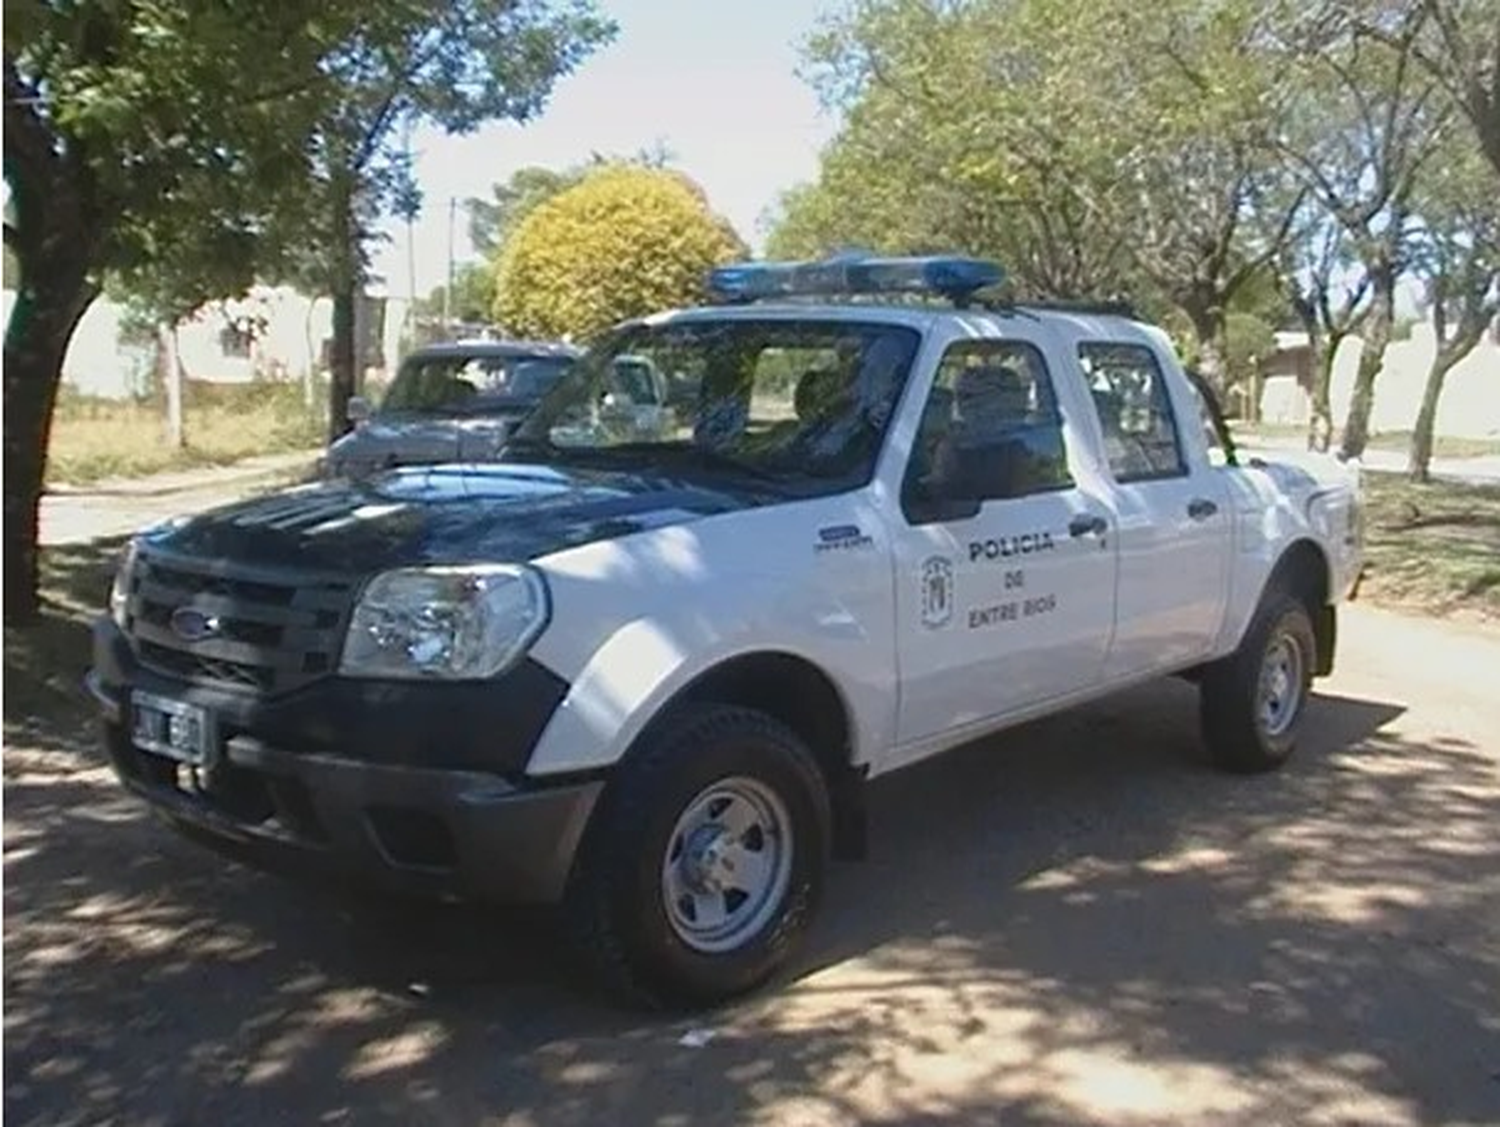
1200;590;1317;774
562;703;831;1010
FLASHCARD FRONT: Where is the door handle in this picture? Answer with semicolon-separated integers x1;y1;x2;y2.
1069;513;1108;538
1187;497;1219;520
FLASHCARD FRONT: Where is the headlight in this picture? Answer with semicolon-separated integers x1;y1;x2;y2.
339;564;549;680
109;539;140;628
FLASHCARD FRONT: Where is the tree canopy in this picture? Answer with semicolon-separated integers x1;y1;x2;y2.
2;0;613;622
769;0;1499;457
467;146;674;258
493;165;746;341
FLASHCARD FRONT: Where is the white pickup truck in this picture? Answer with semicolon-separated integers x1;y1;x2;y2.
90;254;1363;1009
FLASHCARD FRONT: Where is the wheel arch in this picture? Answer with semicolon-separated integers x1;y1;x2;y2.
631;650;868;862
1264;538;1335;676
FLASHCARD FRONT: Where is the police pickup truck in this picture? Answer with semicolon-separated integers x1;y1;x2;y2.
89;254;1363;1008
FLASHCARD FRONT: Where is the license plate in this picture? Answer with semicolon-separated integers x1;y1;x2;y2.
130;691;211;766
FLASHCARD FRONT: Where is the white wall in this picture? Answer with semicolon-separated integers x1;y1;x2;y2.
2;288;152;398
3;285;414;398
1260;323;1500;438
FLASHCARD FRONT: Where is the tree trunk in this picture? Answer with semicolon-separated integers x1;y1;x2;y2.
1307;338;1337;453
328;289;357;443
1185;302;1230;404
326;174;360;444
1292;296;1334;453
1339;267;1396;461
3;269;97;624
1405;351;1459;483
1408;320;1492;481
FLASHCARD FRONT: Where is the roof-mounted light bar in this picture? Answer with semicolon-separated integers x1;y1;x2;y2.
707;253;1006;306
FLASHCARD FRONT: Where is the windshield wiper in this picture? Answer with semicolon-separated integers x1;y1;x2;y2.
499;434;557;456
565;442;797;487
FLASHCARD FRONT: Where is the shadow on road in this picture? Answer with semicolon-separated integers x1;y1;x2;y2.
9;657;1496;1126
3;537;127;759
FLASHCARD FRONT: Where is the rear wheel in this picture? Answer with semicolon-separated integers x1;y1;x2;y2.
1200;590;1316;773
562;704;830;1009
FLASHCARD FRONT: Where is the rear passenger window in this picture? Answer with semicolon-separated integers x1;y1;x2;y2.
1078;343;1186;481
903;340;1073;517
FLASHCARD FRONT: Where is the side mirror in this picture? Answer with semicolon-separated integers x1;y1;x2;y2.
346;396;371;425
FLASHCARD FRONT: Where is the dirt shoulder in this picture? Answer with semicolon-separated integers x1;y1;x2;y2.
5;603;1497;1126
1356;471;1500;626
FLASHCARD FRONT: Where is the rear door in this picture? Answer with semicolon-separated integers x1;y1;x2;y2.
1077;340;1231;678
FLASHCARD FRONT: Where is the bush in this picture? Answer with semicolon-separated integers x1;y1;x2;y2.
493;165;746;341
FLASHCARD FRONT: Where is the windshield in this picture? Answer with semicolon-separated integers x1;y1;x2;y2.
509;318;923;493
379;352;574;416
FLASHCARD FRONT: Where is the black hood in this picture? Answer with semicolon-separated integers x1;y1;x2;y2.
141;463;760;574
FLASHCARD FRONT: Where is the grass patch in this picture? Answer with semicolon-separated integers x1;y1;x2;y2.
47;382;325;486
1362;430;1500;459
1358;471;1500;622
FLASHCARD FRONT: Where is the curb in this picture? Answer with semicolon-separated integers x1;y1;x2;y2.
44;453;320;499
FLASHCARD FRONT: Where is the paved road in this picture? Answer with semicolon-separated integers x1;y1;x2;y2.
1236;437;1500;486
5;604;1498;1126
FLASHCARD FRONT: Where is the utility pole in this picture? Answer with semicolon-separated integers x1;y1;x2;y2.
403;119;418;354
160;322;184;449
443;196;456;338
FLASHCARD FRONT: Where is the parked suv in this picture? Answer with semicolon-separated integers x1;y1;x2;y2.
322;338;581;478
90;254;1363;1009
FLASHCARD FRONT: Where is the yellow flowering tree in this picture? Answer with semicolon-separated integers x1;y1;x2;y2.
493;165;745;341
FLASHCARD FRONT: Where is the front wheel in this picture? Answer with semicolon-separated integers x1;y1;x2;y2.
562;704;830;1009
1200;591;1317;773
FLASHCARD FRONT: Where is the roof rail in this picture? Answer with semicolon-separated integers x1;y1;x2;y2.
985;297;1142;320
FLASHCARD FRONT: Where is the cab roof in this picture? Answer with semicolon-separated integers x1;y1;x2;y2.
634;253;1154;340
642;297;1154;343
407;338;582;361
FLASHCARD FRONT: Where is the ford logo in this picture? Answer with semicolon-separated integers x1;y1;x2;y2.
169;607;222;642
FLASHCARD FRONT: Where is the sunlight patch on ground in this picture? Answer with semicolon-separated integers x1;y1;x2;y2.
342;1020;450;1079
1044;1048;1254;1119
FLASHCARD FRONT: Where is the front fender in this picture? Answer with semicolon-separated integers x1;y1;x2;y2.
526;622;858;777
521;496;899;778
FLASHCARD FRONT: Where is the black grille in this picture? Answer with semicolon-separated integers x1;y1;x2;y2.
123;550;355;695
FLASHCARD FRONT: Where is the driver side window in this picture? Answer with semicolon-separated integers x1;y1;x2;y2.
902;340;1073;524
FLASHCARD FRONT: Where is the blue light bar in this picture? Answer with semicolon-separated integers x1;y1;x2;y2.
707;253;1006;304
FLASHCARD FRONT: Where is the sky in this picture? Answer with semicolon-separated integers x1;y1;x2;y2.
371;0;844;300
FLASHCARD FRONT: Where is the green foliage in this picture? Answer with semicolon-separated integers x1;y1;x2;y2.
285;0;618;271
413;262;498;328
774;0;1299;325
1409;134;1500;346
1224;313;1278;376
469;167;585;257
494;166;747;340
468;145;677;259
5;1;618;327
5;1;365;318
1338;0;1500;181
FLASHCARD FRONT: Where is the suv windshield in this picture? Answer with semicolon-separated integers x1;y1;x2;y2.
379;352;575;416
509;318;923;493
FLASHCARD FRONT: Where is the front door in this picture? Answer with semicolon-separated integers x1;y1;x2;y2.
890;335;1119;751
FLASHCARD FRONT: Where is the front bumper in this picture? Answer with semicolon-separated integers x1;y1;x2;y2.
87;621;601;905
